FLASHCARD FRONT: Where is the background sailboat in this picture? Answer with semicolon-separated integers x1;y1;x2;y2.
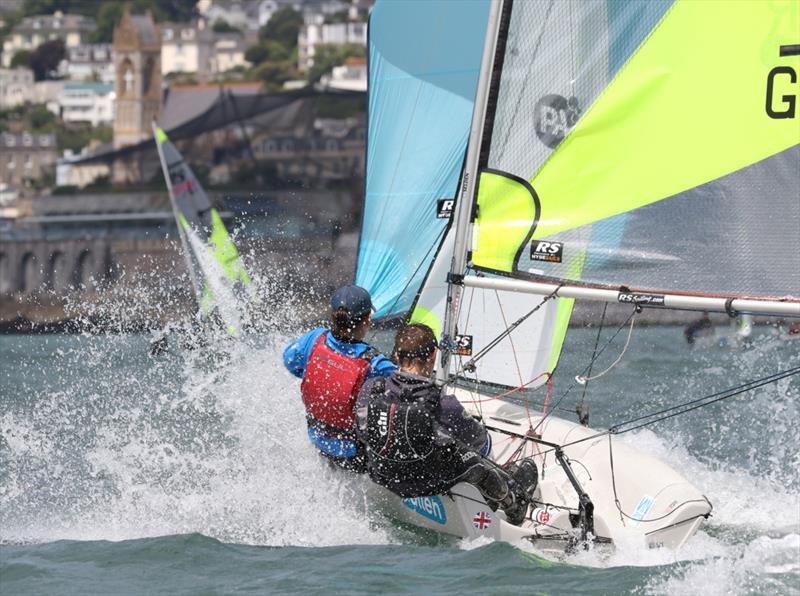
153;124;254;340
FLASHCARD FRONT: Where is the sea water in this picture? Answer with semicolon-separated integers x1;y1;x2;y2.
1;322;798;595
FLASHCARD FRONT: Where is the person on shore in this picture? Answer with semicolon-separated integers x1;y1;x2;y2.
356;323;537;525
284;285;395;471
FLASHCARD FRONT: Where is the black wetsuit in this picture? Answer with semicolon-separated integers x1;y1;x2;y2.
356;371;526;515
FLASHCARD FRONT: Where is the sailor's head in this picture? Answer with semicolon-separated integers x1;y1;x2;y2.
330;285;374;341
393;324;438;375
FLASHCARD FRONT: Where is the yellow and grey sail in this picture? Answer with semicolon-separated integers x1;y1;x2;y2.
471;0;800;301
153;125;252;335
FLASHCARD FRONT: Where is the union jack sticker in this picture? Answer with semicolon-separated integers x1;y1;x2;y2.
472;511;492;530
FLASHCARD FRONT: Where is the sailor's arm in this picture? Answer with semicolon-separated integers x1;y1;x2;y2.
282;327;326;378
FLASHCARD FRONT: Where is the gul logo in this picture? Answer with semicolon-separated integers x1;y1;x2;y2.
531;240;563;263
766;45;799;119
402;496;447;525
437;199;454;219
534;94;580;149
454;334;473;356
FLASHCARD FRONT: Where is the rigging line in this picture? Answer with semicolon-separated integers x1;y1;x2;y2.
463;286;560;371
577;312;636;385
579;303;608;407
493;289;525;386
533;365;800;456
538;307;637;429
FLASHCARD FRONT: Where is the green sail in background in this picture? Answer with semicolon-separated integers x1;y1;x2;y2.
154;126;252;336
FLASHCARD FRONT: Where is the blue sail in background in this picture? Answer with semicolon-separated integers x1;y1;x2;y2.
355;0;490;319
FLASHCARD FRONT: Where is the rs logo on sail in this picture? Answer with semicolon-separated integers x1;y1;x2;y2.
766;44;799;119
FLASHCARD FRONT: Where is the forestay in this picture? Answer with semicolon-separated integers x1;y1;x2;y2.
355;0;490;319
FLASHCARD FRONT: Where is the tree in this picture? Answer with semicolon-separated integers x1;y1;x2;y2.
308;43;365;83
91;1;124;43
252;60;296;92
212;19;240;34
245;40;290;65
10;50;32;69
29;104;55;130
29;39;65;81
259;7;302;49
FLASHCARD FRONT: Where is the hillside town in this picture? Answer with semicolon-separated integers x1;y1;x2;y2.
0;0;371;328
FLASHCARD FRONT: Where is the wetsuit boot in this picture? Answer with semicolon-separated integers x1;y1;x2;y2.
501;459;539;525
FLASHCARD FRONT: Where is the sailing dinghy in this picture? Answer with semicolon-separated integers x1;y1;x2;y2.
153;124;254;342
356;0;799;552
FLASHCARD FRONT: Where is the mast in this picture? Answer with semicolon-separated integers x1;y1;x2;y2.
438;0;506;383
152;122;203;305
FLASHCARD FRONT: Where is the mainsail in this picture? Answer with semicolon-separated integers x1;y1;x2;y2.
153;125;252;336
467;0;800;305
354;0;490;318
436;0;800;387
360;0;799;391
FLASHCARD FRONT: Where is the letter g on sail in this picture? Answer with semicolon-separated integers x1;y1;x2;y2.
766;45;799;119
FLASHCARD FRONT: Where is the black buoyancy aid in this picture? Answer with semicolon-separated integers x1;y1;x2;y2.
364;375;438;463
300;331;377;438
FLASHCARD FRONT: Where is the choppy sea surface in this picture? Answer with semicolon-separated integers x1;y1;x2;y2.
1;322;798;595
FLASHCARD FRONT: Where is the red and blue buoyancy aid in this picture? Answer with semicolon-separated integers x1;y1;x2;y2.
300;332;377;457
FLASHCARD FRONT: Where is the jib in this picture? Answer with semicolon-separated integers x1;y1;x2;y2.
535;241;561;254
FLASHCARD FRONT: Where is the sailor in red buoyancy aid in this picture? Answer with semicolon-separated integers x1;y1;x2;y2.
283;285;396;471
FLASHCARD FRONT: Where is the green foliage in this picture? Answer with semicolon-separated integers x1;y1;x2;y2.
314;94;367;119
251;60;296;92
308;43;365;83
91;1;124;43
29;38;65;80
259;7;302;48
244;39;290;65
56;124;112;153
212;19;240;33
9;49;31;69
29;104;55;130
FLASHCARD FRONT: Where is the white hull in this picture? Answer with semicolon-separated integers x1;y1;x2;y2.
371;388;712;553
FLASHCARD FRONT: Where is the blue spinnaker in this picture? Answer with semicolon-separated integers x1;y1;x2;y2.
355;0;490;319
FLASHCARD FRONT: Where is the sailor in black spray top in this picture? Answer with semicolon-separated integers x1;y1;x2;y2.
356;324;538;525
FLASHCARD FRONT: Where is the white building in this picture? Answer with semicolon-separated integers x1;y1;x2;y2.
298;18;366;71
320;56;366;91
58;82;115;126
2;11;95;67
56;146;110;188
0;68;34;108
161;20;248;78
59;44;115;83
199;0;295;31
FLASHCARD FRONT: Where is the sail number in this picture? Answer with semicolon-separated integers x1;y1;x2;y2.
766;44;799;119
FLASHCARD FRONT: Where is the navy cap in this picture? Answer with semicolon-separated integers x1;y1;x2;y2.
330;285;374;319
